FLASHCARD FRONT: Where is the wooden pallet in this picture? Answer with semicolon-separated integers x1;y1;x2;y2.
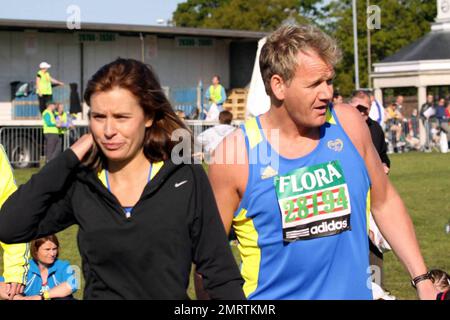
223;88;248;120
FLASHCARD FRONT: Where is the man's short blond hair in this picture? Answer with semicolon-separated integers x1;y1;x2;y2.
260;24;342;97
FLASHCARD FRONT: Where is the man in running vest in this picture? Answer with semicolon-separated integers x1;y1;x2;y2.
208;24;438;300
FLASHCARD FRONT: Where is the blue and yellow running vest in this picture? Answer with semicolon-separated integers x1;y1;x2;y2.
234;106;372;300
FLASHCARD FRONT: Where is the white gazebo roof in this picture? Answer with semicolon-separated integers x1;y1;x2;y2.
373;29;450;74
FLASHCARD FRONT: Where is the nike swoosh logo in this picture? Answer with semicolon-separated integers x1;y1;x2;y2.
175;180;188;188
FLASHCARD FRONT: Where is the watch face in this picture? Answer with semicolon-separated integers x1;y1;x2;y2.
442;0;450;13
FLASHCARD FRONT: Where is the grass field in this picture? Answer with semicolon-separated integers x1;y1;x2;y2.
1;151;449;300
382;152;450;299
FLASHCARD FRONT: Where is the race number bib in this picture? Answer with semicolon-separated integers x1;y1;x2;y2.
274;160;351;241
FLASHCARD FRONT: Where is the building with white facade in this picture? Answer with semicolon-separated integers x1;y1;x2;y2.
371;0;450;110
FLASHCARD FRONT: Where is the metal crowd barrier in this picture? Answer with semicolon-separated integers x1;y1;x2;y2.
0;121;242;168
0;126;44;168
0;126;89;168
61;126;89;149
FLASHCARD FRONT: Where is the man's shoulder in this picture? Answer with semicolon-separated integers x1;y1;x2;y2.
333;104;370;155
333;103;363;124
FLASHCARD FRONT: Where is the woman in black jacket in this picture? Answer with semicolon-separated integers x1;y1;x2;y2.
0;58;245;300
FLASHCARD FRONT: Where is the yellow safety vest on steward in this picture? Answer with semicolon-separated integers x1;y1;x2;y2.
42;109;59;134
37;70;52;95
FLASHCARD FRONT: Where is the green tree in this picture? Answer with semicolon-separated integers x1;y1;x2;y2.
173;0;437;97
172;0;225;28
173;0;323;31
323;0;437;96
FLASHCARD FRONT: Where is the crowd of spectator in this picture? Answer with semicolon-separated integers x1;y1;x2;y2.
333;92;450;153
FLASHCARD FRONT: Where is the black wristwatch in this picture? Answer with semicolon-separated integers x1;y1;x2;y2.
411;272;432;289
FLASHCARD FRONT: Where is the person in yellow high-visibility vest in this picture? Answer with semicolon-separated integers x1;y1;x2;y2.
36;62;64;113
0;145;29;300
204;75;227;120
42;101;61;162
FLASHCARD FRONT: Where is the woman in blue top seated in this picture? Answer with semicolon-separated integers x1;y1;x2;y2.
13;235;78;300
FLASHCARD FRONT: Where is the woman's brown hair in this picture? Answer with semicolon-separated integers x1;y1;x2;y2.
31;235;60;262
83;58;190;171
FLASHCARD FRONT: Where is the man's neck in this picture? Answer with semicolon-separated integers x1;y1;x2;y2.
259;105;321;159
265;104;319;140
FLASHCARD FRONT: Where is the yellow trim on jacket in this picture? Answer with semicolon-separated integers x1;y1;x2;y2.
97;161;164;187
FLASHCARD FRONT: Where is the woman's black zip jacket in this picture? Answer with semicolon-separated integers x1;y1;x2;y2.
0;149;245;300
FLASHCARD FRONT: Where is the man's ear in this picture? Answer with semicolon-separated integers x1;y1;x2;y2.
270;75;286;101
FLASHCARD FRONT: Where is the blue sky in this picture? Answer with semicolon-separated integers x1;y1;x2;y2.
0;0;185;25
